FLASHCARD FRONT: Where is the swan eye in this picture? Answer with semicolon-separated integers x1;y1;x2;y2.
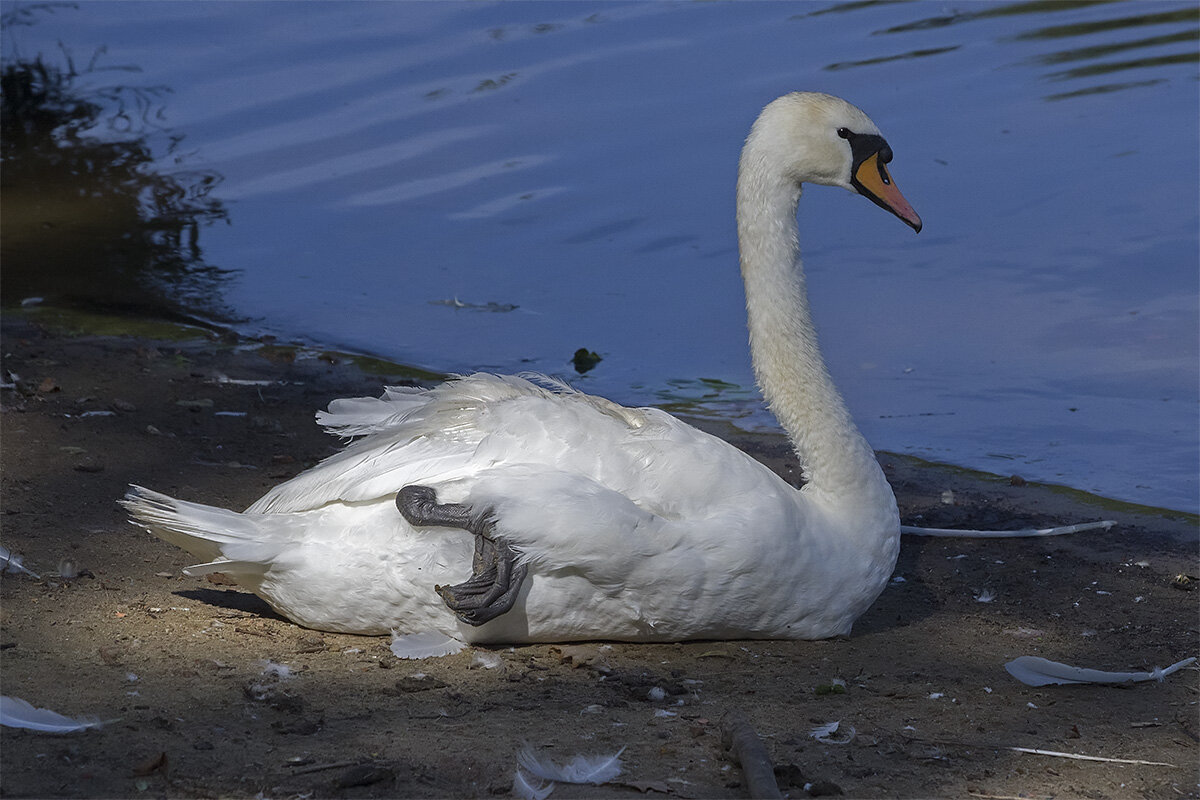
837;127;852;139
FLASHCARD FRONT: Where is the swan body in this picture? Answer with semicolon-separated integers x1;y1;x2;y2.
124;92;922;643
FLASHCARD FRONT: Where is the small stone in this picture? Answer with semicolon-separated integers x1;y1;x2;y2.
243;682;304;713
271;717;322;736
808;779;844;797
394;674;447;693
98;645;126;665
334;764;394;789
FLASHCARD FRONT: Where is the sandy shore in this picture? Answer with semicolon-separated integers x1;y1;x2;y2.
1;309;1196;799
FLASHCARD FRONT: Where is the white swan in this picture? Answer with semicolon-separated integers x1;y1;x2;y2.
124;92;923;643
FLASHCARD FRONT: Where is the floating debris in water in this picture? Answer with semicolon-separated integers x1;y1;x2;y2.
430;297;519;312
571;348;602;373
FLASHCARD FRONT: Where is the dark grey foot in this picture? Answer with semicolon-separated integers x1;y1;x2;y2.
396;485;528;626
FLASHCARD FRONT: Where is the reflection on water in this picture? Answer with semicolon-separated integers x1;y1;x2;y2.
825;45;961;71
0;8;230;320
850;0;1198;99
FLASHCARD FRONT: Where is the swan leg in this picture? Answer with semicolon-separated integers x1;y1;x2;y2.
396;485;528;626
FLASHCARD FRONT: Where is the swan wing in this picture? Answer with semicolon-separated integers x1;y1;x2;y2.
246;373;788;523
246;374;669;514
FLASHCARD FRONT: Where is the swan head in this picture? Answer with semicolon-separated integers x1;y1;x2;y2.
745;92;922;232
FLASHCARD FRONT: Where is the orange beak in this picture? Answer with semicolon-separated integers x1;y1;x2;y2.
853;152;922;233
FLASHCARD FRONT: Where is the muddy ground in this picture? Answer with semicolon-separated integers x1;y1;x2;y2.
1;311;1197;799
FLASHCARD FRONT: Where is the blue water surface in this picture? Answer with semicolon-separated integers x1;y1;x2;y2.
4;1;1197;512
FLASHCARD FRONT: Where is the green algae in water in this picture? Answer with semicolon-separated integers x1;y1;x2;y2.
12;306;217;342
345;353;445;383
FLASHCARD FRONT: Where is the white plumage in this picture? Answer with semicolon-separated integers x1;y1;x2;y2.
1005;655;1196;687
123;92;923;643
0;696;105;733
517;745;625;785
0;545;39;579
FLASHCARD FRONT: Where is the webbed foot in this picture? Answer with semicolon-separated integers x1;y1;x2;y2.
396;485;528;626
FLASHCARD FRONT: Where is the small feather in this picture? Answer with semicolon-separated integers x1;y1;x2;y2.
809;720;856;744
0;546;40;579
512;768;555;800
0;696;105;733
389;630;466;660
471;651;503;670
258;660;293;679
517;746;625;785
1005;655;1196;687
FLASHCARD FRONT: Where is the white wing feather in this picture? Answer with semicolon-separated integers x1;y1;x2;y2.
517;746;625;785
902;520;1115;538
0;696;105;733
245;373;670;515
1005;655;1196;686
0;545;40;579
389;631;466;660
512;768;555;800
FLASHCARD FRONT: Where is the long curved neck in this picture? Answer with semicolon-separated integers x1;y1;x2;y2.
736;151;888;504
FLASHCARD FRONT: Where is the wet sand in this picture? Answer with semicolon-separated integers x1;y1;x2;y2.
1;310;1196;799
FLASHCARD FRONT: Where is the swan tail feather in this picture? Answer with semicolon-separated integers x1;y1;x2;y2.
122;486;281;569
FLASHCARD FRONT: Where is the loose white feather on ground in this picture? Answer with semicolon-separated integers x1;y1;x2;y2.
1005;655;1196;686
389;631;466;659
0;696;105;733
0;545;40;579
902;520;1115;538
516;745;625;785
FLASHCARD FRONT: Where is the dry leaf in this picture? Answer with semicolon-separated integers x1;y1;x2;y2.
131;751;168;776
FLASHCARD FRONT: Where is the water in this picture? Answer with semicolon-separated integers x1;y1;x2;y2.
3;1;1197;513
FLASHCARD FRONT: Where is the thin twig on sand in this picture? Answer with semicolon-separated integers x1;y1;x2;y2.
1008;747;1175;767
